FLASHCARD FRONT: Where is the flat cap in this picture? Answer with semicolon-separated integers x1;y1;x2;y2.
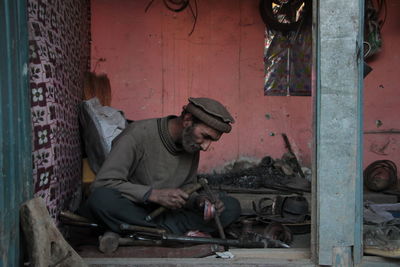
185;97;234;133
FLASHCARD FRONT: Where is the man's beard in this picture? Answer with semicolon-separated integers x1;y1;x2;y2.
182;125;201;153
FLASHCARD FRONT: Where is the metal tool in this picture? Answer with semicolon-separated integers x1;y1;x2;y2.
120;223;167;235
163;234;264;248
281;133;305;178
105;221;290;253
99;231;163;253
198;178;226;240
59;210;99;228
145;182;203;222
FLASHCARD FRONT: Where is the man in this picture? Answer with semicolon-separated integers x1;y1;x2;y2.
78;97;241;235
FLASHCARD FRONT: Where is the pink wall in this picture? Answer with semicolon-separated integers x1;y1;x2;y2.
91;0;312;173
363;0;400;180
91;0;400;176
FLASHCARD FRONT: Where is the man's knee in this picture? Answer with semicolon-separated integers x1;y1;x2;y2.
87;187;120;212
220;195;241;226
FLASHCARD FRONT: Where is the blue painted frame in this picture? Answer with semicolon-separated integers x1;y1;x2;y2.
0;0;32;266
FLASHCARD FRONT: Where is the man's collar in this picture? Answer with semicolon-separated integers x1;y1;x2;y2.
158;116;183;155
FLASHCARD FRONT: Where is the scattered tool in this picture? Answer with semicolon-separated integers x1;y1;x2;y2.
198;178;229;251
120;223;167;235
99;231;163;253
100;232;290;253
59;210;99;228
106;222;290;253
145;182;203;222
162;234;265;248
281;133;305;178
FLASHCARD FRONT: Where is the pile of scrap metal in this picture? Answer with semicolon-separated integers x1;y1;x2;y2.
198;134;312;247
223;194;311;248
200;154;311;193
362;159;400;258
201;134;311;193
363;203;400;258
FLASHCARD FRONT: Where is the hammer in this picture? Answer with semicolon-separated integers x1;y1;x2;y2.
145;182;203;222
99;230;163;253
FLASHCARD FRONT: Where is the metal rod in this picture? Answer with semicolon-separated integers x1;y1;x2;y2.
198;178;226;241
162;234;266;248
282;133;305;178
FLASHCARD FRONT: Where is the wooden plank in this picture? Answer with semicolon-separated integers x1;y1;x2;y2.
20;198;87;267
84;257;315;267
228;248;310;259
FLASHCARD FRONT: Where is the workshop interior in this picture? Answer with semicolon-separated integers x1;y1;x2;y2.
1;0;400;266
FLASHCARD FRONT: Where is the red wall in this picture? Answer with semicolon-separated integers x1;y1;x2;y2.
91;0;399;176
363;0;400;180
91;0;312;173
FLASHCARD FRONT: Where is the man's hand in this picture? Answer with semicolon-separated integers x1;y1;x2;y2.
148;188;189;209
197;195;225;214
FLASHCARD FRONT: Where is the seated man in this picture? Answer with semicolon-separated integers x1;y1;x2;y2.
78;97;241;235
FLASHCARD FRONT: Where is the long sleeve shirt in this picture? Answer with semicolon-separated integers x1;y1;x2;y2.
92;116;199;203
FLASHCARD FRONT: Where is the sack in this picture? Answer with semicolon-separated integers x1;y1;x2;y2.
79;97;127;173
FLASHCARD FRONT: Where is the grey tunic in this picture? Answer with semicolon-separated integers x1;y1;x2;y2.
92;116;199;203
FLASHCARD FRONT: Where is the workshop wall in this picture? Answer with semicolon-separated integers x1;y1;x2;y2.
91;0;399;177
363;0;400;185
91;0;313;173
28;0;90;219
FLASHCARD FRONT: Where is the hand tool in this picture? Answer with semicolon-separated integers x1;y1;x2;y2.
198;178;230;251
282;133;305;178
145;182;203;222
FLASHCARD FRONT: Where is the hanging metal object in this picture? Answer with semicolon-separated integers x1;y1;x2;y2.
145;0;198;36
163;0;190;12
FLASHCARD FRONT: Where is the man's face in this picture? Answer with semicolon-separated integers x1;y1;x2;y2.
182;123;222;154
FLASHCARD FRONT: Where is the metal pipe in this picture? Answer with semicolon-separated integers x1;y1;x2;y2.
162;234;266;248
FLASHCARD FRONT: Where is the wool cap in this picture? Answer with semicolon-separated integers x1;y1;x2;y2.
185;97;235;133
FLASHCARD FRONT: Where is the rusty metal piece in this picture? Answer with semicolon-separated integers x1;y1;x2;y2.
241;219;253;238
264;222;293;245
281;133;305;178
203;199;216;221
145;182;203;222
364;160;397;192
198;178;226;241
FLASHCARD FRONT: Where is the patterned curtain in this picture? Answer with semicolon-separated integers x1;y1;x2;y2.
28;0;90;220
